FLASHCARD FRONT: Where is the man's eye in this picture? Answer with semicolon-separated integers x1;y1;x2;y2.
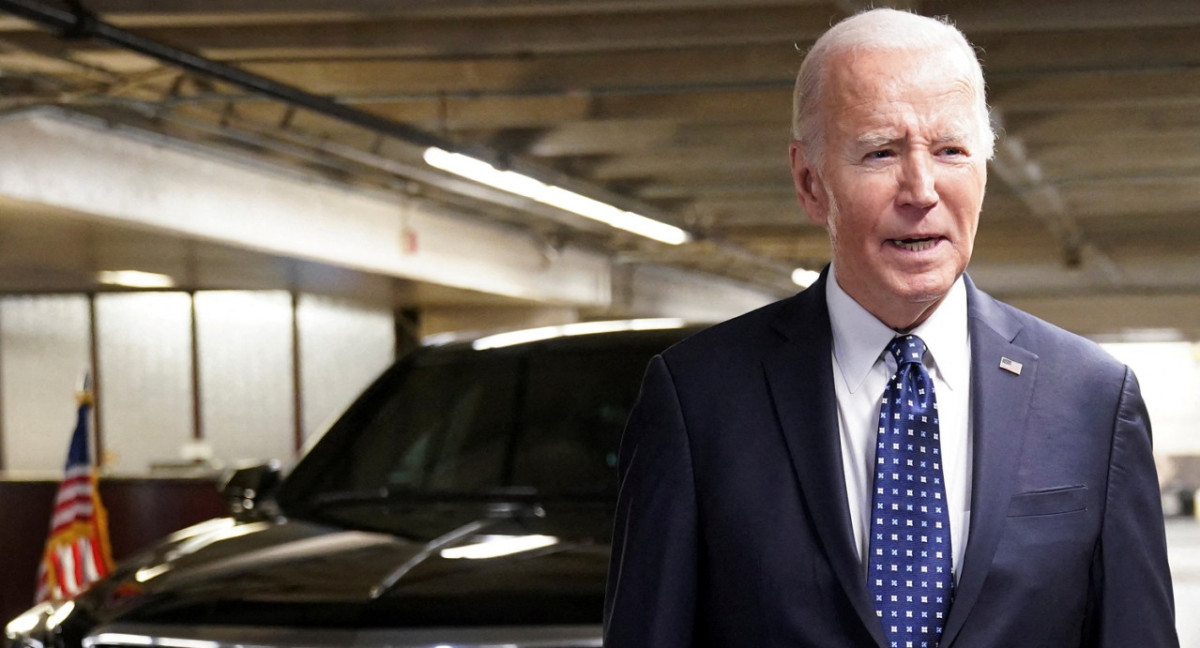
866;150;894;160
940;147;965;156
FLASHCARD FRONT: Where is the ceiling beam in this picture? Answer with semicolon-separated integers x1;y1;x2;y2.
1057;177;1200;218
832;0;918;13
1001;106;1200;145
0;109;616;305
1017;135;1200;184
988;115;1122;284
925;0;1200;32
0;0;824;30
314;87;790;131
530;121;787;157
975;25;1200;78
991;68;1200;112
20;24;1200;99
239;45;799;95
591;151;784;182
4;0;1194;35
0;5;842;58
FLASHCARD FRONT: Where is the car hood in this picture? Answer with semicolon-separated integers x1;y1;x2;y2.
77;508;610;628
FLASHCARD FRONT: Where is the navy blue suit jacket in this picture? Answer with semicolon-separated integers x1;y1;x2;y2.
604;271;1177;647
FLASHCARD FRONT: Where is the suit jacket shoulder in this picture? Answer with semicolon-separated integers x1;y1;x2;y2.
968;282;1130;388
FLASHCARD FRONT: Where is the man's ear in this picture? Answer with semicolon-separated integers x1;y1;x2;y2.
789;142;829;227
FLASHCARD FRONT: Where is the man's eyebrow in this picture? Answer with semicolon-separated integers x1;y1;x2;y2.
934;130;971;144
853;128;973;150
856;131;971;148
856;133;898;148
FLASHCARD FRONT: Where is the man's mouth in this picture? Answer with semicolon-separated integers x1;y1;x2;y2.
890;237;941;252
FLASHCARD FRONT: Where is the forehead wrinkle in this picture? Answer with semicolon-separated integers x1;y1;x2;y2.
822;48;987;159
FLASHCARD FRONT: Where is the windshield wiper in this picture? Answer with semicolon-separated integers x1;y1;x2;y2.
368;518;496;599
365;491;555;600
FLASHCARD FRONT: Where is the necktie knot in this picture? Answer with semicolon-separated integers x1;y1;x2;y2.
887;334;927;369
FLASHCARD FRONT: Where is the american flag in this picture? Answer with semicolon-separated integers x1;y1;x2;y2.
35;390;114;602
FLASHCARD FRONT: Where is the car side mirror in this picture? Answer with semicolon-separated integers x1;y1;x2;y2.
221;461;281;518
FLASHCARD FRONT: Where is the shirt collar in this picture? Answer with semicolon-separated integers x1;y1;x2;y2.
825;263;969;393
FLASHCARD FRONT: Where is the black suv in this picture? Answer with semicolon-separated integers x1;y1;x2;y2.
5;320;697;648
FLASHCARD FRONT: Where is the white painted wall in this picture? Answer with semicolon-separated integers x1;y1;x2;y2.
0;296;91;477
297;294;395;445
95;292;194;473
0;291;396;475
194;291;296;468
1101;342;1200;456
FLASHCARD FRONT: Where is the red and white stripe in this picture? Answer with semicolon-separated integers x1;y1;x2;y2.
37;468;111;601
49;466;96;532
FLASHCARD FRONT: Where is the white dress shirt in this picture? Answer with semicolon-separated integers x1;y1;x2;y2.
825;264;973;580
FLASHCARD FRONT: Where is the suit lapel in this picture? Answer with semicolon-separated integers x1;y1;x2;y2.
940;279;1038;647
763;272;889;648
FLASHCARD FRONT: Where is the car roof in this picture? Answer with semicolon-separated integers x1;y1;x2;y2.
421;318;705;352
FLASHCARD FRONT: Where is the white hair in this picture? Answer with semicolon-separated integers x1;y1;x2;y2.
792;8;995;165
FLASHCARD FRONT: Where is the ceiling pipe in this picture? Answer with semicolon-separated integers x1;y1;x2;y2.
0;0;451;150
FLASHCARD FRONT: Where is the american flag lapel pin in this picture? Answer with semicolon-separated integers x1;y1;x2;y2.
999;357;1023;375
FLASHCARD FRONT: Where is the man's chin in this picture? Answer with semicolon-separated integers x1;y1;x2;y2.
886;273;960;318
887;270;955;298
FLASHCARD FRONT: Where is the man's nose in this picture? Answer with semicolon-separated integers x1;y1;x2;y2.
897;154;938;209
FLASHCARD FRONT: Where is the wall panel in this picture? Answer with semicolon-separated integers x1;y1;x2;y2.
297;294;394;448
0;295;91;473
95;292;194;473
194;291;294;467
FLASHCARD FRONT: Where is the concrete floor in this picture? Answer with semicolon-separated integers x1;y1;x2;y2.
1169;518;1200;647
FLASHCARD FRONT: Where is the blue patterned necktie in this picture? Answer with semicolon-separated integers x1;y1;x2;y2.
867;334;954;648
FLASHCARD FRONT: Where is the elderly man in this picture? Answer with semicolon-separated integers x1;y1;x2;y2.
604;8;1177;648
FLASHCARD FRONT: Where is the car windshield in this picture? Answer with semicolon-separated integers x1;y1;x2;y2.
279;330;684;532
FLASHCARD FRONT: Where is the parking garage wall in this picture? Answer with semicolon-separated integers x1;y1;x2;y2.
0;290;394;476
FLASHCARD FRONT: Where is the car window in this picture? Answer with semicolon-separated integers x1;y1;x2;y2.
509;344;659;495
279;329;691;535
308;353;520;497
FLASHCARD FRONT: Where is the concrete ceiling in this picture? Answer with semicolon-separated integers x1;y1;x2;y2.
0;195;517;308
0;0;1198;336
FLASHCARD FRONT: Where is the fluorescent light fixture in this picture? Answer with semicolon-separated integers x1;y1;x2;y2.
791;268;820;288
440;535;559;560
472;317;686;350
424;147;691;245
97;270;176;289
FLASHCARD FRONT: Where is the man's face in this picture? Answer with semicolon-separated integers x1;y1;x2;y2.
791;47;987;330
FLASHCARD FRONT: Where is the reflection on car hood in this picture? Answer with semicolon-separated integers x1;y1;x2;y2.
80;510;609;628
